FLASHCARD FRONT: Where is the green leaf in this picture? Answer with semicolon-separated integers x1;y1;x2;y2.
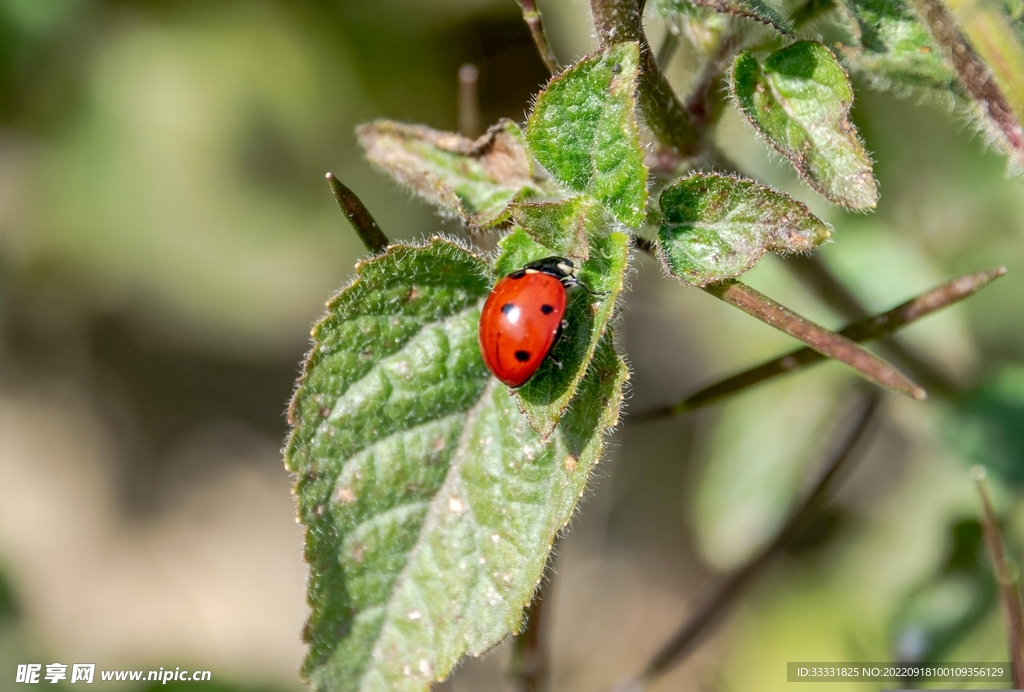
889;518;996;664
357;119;550;228
657;173;831;286
838;0;958;92
509;196;603;261
285;239;626;691
526;42;649;227
948;365;1024;487
653;0;794;34
494;228;630;437
1005;0;1024;45
731;41;880;210
0;567;18;623
693;371;845;569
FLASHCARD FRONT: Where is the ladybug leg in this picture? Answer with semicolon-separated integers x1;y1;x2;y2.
579;283;610;298
565;277;609;298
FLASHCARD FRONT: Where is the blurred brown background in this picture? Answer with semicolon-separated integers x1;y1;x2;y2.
0;0;1022;690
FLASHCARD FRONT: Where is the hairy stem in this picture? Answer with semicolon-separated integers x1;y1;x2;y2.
974;467;1024;688
703;280;926;400
615;391;881;692
517;0;561;75
683;28;744;132
784;254;959;396
656;24;681;69
510;546;559;692
907;0;1024;167
633;267;1005;421
458;63;481;139
326;173;390;254
591;0;702;156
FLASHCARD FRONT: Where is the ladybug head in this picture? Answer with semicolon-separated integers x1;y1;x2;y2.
521;256;577;287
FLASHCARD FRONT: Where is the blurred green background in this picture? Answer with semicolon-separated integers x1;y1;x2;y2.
0;0;1022;690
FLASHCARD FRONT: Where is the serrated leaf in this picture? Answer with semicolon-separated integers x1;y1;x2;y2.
526;42;649;227
654;0;794;34
838;0;958;92
285;239;626;691
357;119;550;228
657;173;831;287
732;41;880;210
509;196;603;261
493;228;630;437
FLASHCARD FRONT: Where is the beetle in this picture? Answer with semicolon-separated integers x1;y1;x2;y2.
478;256;583;388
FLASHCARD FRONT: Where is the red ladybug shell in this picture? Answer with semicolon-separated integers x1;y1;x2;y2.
478;270;568;387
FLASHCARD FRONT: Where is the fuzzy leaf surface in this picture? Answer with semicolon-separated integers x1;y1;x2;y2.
732;41;880;210
509;196;603;261
657;174;830;286
493;229;630;437
839;0;958;91
358;120;550;228
654;0;793;34
526;42;648;227
285;239;625;691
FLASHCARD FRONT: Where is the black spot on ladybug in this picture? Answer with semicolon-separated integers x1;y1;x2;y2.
515;350;531;362
501;303;515;315
541;304;554;315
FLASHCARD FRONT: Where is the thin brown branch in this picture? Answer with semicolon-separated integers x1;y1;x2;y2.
458;63;481;139
974;467;1024;688
511;540;560;692
633;267;1005;421
784;254;959;396
614;391;882;692
784;254;868;322
907;0;1024;164
326;173;389;254
703;280;926;400
591;0;702;157
655;25;681;69
516;0;561;75
683;29;744;132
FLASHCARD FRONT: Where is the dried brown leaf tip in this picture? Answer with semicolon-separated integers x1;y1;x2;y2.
357;119;553;228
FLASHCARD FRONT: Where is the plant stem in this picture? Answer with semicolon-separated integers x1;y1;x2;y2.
326;173;390;254
511;542;559;692
974;467;1024;688
633;267;1005;421
516;0;561;75
591;0;702;156
614;391;882;692
784;254;868;322
784;254;959;396
703;280;926;400
907;0;1024;169
458;63;481;139
683;28;743;132
656;25;681;69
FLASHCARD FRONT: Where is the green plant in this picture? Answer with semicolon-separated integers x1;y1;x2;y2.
282;0;1020;689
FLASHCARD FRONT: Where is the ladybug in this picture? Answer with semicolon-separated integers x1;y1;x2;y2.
478;256;581;388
